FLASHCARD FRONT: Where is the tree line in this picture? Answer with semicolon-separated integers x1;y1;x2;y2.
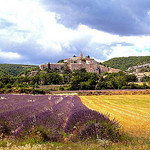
0;66;150;94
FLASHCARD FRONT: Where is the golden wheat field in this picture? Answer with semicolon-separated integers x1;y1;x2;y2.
80;95;150;138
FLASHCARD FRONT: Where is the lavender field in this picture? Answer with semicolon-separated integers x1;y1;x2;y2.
0;94;121;143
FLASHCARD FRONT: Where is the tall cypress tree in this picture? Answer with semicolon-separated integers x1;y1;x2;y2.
47;62;51;73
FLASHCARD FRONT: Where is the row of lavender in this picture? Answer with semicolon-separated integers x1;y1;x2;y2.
0;94;121;142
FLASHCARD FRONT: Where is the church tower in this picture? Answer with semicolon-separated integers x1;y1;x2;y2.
79;53;83;60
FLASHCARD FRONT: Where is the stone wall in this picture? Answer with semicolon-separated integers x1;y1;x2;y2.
39;63;65;70
108;67;121;73
50;63;65;70
40;62;110;74
39;64;47;70
68;63;82;71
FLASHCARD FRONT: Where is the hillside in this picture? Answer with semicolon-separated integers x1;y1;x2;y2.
0;68;8;77
103;56;150;71
0;64;37;76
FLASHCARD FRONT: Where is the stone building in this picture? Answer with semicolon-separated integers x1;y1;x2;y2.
39;53;120;74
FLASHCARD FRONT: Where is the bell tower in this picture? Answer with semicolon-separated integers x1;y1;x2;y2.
79;53;83;60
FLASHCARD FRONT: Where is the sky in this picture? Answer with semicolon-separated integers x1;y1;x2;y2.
0;0;150;65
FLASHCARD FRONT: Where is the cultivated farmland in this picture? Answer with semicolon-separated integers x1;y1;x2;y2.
0;94;150;149
80;95;150;138
0;94;122;149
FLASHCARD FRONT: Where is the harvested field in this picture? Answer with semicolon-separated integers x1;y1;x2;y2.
80;95;150;138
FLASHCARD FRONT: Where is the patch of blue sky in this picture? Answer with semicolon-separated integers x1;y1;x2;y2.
144;48;150;52
135;48;142;53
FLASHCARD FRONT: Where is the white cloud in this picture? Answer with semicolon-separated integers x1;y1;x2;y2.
148;10;150;16
0;0;47;42
0;49;22;60
107;45;150;59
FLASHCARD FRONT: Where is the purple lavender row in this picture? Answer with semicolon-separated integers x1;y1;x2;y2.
0;94;121;142
12;96;75;138
0;94;50;113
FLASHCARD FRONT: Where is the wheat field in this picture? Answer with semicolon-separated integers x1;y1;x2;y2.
80;95;150;138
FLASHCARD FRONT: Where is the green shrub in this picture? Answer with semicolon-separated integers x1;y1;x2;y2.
5;83;12;89
0;81;4;88
141;83;149;89
59;86;64;91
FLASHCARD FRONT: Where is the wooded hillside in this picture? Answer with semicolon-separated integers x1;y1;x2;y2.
103;56;150;71
0;64;37;76
0;68;8;77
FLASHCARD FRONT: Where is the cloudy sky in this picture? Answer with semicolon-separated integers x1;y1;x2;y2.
0;0;150;65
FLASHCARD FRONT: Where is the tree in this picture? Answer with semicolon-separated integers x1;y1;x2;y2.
63;73;71;84
62;64;71;74
47;62;51;73
69;71;99;90
126;74;137;82
96;81;106;90
148;79;150;87
40;73;47;85
0;81;4;88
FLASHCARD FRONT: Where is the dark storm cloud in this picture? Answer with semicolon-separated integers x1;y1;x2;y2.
42;0;150;35
0;37;107;64
0;39;76;64
0;25;135;64
0;41;46;64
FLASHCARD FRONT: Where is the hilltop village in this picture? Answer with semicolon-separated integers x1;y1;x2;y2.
39;53;120;74
0;53;149;94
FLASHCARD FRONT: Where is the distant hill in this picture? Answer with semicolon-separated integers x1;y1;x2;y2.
103;56;150;71
0;64;37;76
